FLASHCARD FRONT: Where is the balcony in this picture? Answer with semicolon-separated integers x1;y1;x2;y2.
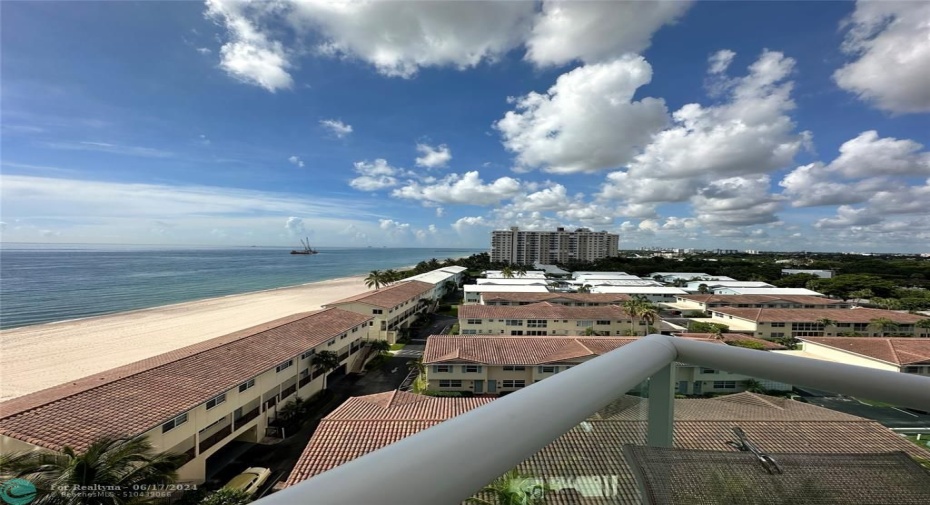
233;406;260;431
256;335;930;504
198;423;232;454
281;383;297;399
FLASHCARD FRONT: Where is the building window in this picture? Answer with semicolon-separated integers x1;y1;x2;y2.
502;380;526;388
713;381;737;389
538;366;558;373
238;379;255;393
161;413;188;433
701;368;716;374
463;365;482;373
276;359;294;373
576;320;593;327
462;329;478;334
372;309;383;314
352;326;359;332
328;339;336;346
434;365;452;373
340;333;347;340
439;380;462;388
770;322;786;328
505;320;523;326
206;393;227;410
771;332;785;338
526;330;547;336
301;350;315;360
300;368;309;378
503;365;526;371
596;320;610;325
527;320;548;328
466;319;482;325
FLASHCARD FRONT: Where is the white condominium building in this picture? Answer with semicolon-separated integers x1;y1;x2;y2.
490;226;619;264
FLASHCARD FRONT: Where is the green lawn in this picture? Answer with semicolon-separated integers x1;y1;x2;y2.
390;343;406;351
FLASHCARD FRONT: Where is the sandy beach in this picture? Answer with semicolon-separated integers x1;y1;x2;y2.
0;275;370;402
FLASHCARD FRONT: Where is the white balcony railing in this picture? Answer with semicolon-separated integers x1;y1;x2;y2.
257;334;930;505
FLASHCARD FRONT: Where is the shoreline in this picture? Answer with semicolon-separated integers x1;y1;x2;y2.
0;274;372;402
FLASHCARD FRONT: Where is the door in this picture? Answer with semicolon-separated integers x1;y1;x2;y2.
487;380;497;393
678;381;688;395
693;381;702;395
474;380;484;394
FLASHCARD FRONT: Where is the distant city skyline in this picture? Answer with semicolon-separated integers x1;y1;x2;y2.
2;1;929;253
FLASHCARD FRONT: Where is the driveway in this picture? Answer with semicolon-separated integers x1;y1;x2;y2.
203;354;415;494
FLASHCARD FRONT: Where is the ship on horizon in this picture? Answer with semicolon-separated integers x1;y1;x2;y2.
290;238;318;255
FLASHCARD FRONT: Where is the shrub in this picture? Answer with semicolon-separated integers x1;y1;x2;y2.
199;489;252;505
684;310;707;318
688;321;730;333
726;340;766;350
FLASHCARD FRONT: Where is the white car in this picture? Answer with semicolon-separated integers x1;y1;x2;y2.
222;467;272;496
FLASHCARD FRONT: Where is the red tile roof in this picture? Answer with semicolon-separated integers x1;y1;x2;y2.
459;302;632;320
679;294;846;306
325;280;433;309
481;292;631;304
422;335;638;365
285;392;930;498
711;307;927;324
0;308;372;451
801;337;930;365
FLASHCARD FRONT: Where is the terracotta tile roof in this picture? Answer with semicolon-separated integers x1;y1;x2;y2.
422;336;637;365
0;308;372;451
679;294;846;306
285;392;930;500
459;302;632;320
675;333;787;350
324;280;433;309
801;337;930;365
481;292;631;304
711;307;928;324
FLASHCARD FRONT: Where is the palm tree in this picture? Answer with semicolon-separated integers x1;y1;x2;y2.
915;319;930;337
515;265;528;278
697;283;709;294
501;266;515;279
382;269;400;286
1;436;184;505
576;284;592;294
365;270;385;290
742;379;766;394
868;317;899;337
622;296;658;336
816;318;838;336
313;350;342;388
368;339;391;355
466;469;548;505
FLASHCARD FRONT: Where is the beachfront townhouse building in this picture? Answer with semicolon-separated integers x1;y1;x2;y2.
403;266;466;300
705;307;930;339
458;302;642;336
490;226;619;264
324;280;434;344
673;294;850;312
0;308;374;484
478;292;630;307
463;284;550;304
421;335;790;396
784;337;930;376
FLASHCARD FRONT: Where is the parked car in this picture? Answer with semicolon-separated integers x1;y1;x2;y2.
222;467;272;496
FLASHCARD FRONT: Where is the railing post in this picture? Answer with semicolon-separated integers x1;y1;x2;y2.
647;362;675;447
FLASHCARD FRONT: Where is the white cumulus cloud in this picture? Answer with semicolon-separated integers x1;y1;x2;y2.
415;143;452;169
392;171;522;206
349;159;400;192
320;119;353;138
288;155;304;168
525;0;692;67
833;1;930;114
495;55;668;173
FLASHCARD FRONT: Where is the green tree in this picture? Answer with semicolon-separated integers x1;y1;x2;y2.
916;319;930;337
576;284;592;294
313;350;342;388
728;340;766;351
466;469;549;505
697;283;710;294
1;436;184;505
850;288;874;306
368;339;391;354
868;317;899;337
774;273;821;288
501;266;515;279
364;270;385;290
622;296;659;336
515;265;528;278
742;379;766;393
199;488;252;505
816;318;837;335
382;269;400;286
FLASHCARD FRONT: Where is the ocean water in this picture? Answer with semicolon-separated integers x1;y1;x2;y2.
0;244;483;330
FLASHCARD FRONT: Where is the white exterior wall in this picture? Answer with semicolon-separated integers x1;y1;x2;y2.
459;317;640;336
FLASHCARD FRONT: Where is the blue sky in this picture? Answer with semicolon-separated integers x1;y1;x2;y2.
2;1;928;252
